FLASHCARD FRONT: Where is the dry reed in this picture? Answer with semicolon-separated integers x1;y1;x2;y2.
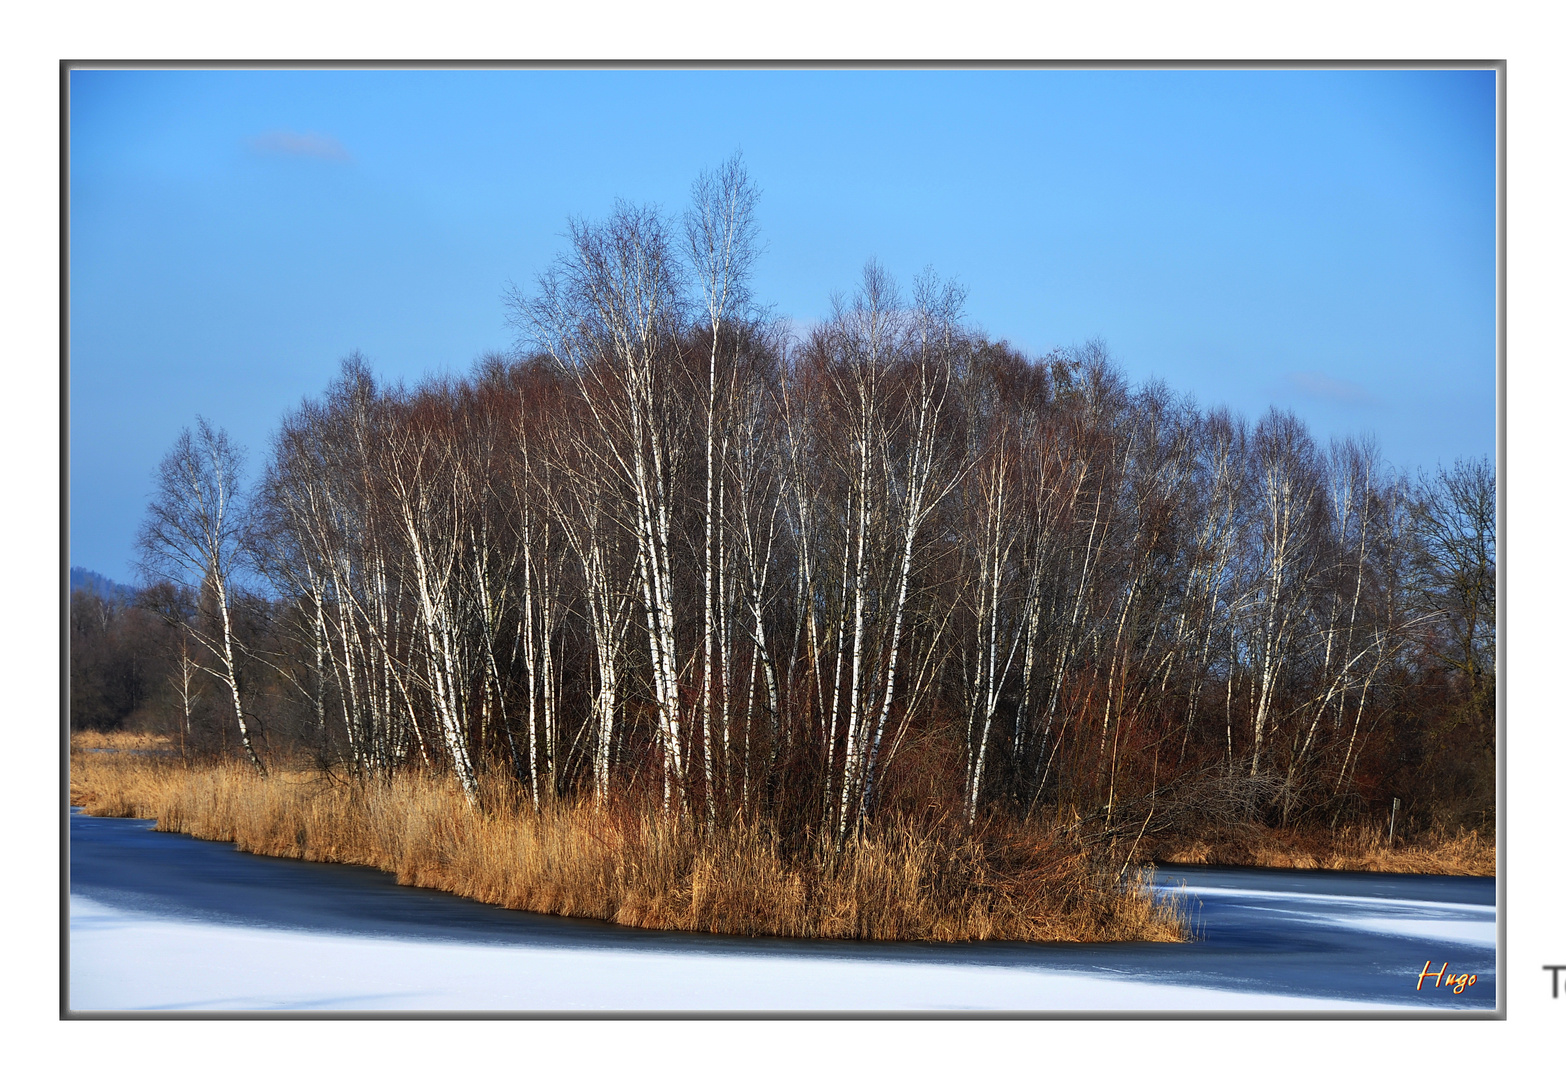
69;730;174;752
69;743;1185;944
1152;823;1494;876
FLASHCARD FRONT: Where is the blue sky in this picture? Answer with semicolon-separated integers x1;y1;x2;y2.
68;67;1497;582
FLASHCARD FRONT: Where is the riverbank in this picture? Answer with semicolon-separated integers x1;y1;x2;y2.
68;739;1185;945
1147;823;1494;876
69;807;1496;1011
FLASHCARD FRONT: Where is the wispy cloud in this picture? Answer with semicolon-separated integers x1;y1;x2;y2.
1287;370;1379;407
247;130;352;163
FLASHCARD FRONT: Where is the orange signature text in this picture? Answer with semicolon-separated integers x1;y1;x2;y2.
1416;961;1477;994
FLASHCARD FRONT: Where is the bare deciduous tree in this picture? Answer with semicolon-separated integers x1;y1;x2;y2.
138;419;265;773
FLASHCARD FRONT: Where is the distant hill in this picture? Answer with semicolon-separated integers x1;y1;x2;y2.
69;567;138;602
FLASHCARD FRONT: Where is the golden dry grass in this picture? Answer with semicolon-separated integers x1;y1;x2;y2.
69;751;1185;944
69;730;177;752
1153;823;1494;877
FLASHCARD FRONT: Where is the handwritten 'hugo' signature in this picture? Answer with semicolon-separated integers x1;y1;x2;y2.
1416;961;1477;994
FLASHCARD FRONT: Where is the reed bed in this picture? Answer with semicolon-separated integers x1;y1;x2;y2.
69;730;176;752
1152;823;1494;876
69;744;1185;944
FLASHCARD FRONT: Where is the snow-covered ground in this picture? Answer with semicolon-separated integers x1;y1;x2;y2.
69;893;1379;1012
67;812;1496;1013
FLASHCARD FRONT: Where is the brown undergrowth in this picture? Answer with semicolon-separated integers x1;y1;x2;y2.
1149;824;1494;876
69;742;1185;944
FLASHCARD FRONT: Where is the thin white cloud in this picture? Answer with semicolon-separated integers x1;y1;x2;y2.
247;130;352;163
1287;370;1379;406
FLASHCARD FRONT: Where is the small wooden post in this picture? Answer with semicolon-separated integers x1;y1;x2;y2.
1388;797;1400;846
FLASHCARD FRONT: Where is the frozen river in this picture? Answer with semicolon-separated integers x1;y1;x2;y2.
66;808;1497;1013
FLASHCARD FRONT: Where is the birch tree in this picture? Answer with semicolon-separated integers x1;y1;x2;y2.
138;419;266;774
686;154;760;827
1239;410;1325;785
514;202;692;815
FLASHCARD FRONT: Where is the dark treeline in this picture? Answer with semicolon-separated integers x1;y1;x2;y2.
89;159;1495;849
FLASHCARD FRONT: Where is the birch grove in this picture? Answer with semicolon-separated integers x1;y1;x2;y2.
127;160;1495;847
